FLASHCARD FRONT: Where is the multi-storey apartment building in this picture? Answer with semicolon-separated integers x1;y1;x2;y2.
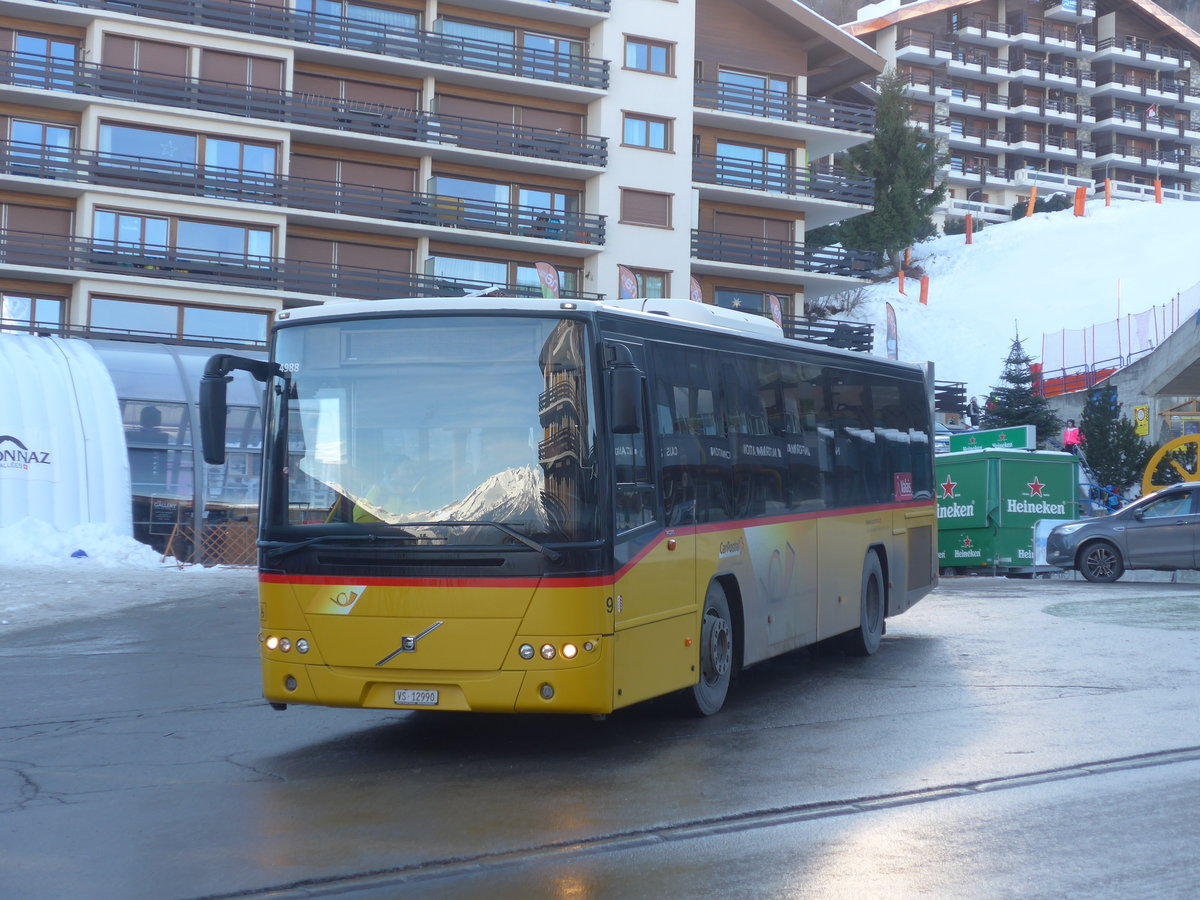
0;0;885;348
849;0;1200;223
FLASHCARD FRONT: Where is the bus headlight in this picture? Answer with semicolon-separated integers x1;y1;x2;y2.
540;643;556;660
561;643;578;660
519;643;535;660
296;639;310;654
266;635;279;651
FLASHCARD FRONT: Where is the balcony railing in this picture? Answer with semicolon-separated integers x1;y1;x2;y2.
0;142;606;244
38;0;610;88
691;230;874;277
780;316;874;352
1008;59;1091;82
0;52;607;166
0;227;603;300
693;155;874;205
1096;36;1192;67
1007;15;1093;48
952;16;1012;38
693;81;874;134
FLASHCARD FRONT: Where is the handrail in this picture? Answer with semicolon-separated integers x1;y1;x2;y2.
693;155;874;205
693;81;874;134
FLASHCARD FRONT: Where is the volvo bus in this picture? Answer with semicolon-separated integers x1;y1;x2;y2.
200;297;937;716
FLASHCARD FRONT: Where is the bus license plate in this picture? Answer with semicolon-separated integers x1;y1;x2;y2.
394;689;438;706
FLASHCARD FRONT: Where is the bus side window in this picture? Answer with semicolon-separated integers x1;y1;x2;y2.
614;429;656;532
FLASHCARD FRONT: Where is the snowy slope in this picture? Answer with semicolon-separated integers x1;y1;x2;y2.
848;199;1200;403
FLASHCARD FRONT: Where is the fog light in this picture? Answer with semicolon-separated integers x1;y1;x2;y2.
296;639;309;654
539;683;554;700
584;641;595;652
284;675;297;692
519;643;535;660
540;643;556;660
279;638;292;653
266;635;280;651
561;643;577;659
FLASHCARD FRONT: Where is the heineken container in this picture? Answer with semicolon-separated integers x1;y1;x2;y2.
937;448;1080;572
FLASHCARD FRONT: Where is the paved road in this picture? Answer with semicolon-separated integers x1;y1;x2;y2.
1;570;1197;899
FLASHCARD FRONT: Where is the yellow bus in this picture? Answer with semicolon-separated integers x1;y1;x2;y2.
201;297;937;716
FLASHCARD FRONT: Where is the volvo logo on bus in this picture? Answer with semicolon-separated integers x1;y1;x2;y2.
376;621;444;666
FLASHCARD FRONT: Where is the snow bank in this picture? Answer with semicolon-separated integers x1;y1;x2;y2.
0;517;184;569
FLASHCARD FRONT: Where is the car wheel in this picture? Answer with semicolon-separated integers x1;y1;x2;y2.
1078;541;1124;583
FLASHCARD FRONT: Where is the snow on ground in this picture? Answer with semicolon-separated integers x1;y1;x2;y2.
0;520;251;634
849;198;1200;403
5;199;1199;632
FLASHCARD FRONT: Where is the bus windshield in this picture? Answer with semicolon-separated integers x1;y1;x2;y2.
269;314;600;544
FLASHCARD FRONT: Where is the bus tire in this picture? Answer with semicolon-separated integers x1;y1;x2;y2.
845;551;885;656
683;581;735;716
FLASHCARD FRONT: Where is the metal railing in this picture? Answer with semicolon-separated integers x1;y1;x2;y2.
0;52;608;167
0;142;606;244
1096;36;1192;67
0;315;268;350
690;230;874;277
952;16;1012;38
0;227;604;300
38;0;610;87
693;81;874;134
693;155;874;205
1006;16;1093;47
1007;59;1091;82
1042;0;1095;13
780;316;874;352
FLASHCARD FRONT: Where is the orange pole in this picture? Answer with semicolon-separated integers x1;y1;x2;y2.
1105;178;1112;206
1154;179;1163;203
964;212;973;244
1025;186;1038;218
919;276;930;306
1074;186;1087;216
904;248;911;268
898;270;906;295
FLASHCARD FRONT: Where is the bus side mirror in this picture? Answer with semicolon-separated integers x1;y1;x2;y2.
200;354;279;466
609;344;643;435
199;372;230;465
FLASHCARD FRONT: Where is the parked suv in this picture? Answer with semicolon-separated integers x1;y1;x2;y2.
1046;483;1200;582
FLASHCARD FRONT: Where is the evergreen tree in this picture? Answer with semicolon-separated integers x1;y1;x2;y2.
980;332;1062;445
1079;385;1152;496
836;69;948;273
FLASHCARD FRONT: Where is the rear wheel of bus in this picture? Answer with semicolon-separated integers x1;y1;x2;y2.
683;581;735;716
844;550;885;656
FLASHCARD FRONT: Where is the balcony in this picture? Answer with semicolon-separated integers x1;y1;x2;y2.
0;52;607;169
947;124;1013;151
0;141;607;249
692;155;873;226
947;87;1011;116
895;34;954;64
944;196;1011;224
1042;0;1095;22
1006;59;1093;88
1159;79;1200;111
1090;71;1192;106
945;158;1017;189
36;0;610;89
690;230;874;277
1007;133;1096;161
946;49;1010;82
1092;108;1200;142
1007;17;1095;56
952;16;1015;48
1091;144;1197;176
1006;98;1096;126
892;71;953;101
1093;37;1192;72
0;227;604;301
693;81;874;157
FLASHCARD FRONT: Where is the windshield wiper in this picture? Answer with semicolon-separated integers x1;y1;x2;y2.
258;533;416;559
368;520;564;561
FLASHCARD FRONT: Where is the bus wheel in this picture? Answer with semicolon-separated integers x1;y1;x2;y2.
684;581;734;716
845;551;884;656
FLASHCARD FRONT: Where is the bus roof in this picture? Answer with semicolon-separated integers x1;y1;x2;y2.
273;296;926;375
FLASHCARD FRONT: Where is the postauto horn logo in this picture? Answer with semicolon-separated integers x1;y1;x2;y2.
0;435;51;470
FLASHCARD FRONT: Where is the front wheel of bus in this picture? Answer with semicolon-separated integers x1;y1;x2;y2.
845;551;885;657
684;582;735;716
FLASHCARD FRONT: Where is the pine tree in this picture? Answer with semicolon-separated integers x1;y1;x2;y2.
836;69;948;273
980;332;1062;445
1079;385;1152;496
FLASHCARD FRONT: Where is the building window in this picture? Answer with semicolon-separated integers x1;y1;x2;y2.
89;296;270;343
624;37;673;75
715;288;768;314
13;33;77;88
425;255;579;294
439;18;583;77
717;69;790;115
626;268;668;298
620;188;672;227
622;113;672;150
93;210;273;265
99;124;278;183
296;0;419;31
428;175;579;231
1;293;65;331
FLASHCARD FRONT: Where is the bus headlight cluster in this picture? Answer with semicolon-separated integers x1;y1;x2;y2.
519;641;590;662
262;634;310;654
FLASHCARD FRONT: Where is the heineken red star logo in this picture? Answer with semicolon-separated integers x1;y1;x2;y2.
941;477;958;498
961;536;973;548
1027;476;1047;497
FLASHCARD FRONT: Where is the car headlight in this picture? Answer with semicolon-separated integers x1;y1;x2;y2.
1055;522;1089;535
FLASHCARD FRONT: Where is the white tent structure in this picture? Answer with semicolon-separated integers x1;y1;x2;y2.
0;334;131;533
